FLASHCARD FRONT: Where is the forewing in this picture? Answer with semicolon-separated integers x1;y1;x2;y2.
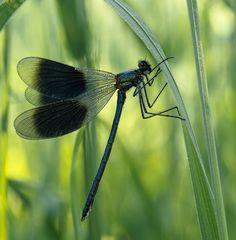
18;57;116;99
16;57;117;139
25;87;59;106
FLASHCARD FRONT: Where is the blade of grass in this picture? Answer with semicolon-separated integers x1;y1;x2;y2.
105;0;220;239
186;0;228;239
70;131;83;240
82;121;102;239
0;0;26;31
56;0;91;62
8;179;38;207
0;25;10;240
182;125;219;239
57;0;101;236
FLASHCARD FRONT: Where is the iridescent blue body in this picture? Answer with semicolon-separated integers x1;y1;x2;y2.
81;60;153;220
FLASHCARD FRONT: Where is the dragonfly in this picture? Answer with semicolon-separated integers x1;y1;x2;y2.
14;57;184;221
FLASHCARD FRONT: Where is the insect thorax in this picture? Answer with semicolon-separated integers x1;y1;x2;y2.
115;70;143;90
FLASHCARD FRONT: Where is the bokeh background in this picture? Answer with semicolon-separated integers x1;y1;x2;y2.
0;0;235;239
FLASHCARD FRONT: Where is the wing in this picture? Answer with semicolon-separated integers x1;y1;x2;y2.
25;87;59;106
16;76;117;139
15;86;116;139
17;57;116;100
15;57;118;139
14;100;87;139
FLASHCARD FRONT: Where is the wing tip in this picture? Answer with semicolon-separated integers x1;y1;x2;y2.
17;57;43;83
13;109;43;140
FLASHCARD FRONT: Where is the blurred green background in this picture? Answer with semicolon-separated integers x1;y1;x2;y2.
0;0;235;239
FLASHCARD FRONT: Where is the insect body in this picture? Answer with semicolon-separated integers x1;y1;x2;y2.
14;57;183;221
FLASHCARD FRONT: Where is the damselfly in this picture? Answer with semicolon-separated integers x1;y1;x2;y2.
14;57;184;221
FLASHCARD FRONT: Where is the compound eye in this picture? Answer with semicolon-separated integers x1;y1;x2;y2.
138;61;144;67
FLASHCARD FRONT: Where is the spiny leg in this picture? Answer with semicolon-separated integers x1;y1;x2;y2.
139;94;183;120
145;67;162;86
137;80;182;117
133;68;162;97
145;57;174;86
138;89;184;120
142;80;168;108
134;80;180;117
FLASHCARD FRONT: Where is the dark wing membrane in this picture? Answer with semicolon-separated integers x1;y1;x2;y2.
17;57;116;100
14;100;87;139
15;85;116;139
16;57;117;139
25;87;60;106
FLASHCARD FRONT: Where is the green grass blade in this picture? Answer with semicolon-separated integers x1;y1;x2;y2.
186;1;228;239
183;125;219;239
105;0;220;238
8;179;38;207
82;122;102;239
56;0;91;62
0;0;26;31
57;0;101;237
70;131;83;240
0;25;10;240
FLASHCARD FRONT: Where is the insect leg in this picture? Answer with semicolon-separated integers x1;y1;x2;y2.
145;68;162;86
134;80;169;110
145;56;173;86
133;69;162;97
142;80;168;108
139;80;181;116
138;89;184;120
